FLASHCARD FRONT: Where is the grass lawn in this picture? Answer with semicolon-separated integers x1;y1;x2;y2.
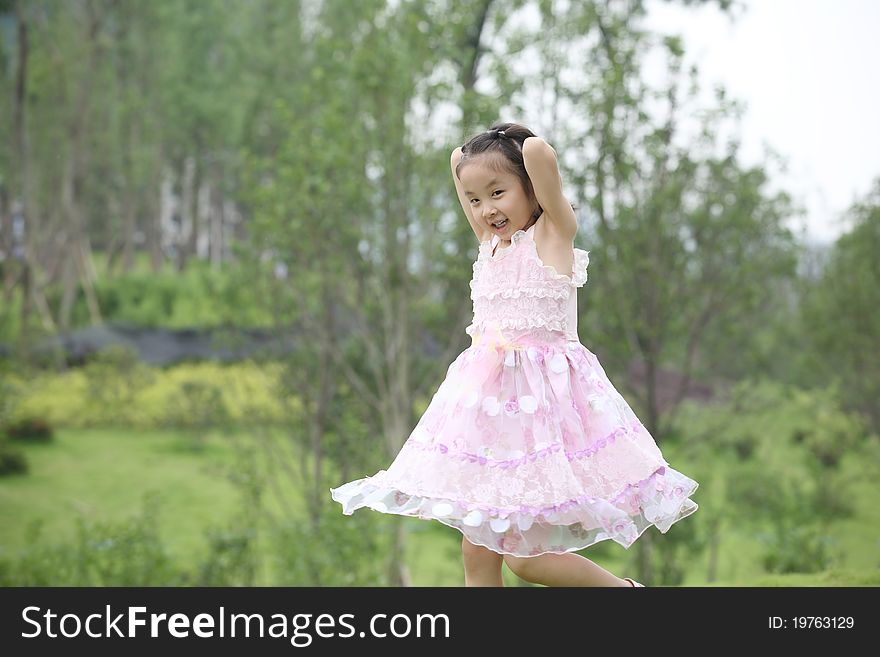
2;427;878;587
0;427;293;570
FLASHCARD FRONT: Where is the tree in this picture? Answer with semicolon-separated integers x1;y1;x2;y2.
799;178;880;433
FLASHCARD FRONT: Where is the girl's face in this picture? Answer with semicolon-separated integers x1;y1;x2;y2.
459;159;538;237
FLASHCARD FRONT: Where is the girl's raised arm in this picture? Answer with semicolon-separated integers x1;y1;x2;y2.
450;147;491;244
522;137;578;240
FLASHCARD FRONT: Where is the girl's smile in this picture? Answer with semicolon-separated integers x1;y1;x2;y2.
458;157;538;237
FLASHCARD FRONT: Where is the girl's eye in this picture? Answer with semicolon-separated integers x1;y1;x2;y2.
470;191;502;204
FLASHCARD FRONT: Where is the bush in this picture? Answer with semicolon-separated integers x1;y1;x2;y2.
5;416;54;443
268;502;389;586
670;378;872;578
758;523;836;575
82;345;155;426
0;490;267;586
0;441;28;475
0;361;24;427
61;258;273;329
164;380;230;430
190;523;259;586
9;361;294;430
0;493;182;586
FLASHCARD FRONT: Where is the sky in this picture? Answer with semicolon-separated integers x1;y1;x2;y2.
642;0;880;245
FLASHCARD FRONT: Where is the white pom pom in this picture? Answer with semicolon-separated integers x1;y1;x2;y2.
519;395;538;414
489;517;511;533
516;515;534;531
463;510;483;527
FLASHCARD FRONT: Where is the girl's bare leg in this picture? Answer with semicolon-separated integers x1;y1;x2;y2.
461;536;504;586
503;551;631;587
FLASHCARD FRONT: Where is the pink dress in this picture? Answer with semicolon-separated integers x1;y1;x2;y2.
330;221;699;556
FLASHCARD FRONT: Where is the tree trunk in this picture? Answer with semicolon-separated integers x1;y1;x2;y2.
121;122;139;274
12;0;30;356
636;529;654;585
57;3;106;331
76;237;102;325
177;155;196;271
150;165;169;273
210;177;223;269
387;517;412;587
706;516;720;583
58;248;77;334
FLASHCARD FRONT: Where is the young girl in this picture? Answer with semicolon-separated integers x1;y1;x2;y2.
331;122;699;587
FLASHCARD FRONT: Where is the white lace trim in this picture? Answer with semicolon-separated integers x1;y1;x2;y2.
474;286;571;301
465;316;568;335
572;248;590;287
468;230;589;338
473;231;589;290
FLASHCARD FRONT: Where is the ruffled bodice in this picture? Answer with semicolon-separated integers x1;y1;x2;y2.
465;223;590;342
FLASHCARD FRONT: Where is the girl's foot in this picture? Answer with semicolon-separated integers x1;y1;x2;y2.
623;577;644;587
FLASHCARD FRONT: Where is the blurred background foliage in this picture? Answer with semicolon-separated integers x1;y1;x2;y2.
0;0;877;586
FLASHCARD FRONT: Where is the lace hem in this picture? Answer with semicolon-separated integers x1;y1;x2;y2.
330;464;699;556
465;323;577;341
466;316;568;335
470;255;486;290
403;420;643;466
470;286;572;301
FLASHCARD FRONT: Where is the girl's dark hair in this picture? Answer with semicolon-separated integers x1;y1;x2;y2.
455;122;577;227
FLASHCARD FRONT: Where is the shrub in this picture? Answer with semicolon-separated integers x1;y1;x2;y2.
10;361;292;430
268;502;388;586
82;345;156;426
758;524;836;575
61;258;273;329
5;417;54;443
0;493;182;585
164;380;230;429
0;441;28;475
